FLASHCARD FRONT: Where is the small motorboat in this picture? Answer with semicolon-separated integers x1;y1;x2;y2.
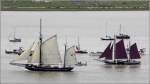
75;61;87;66
5;47;24;55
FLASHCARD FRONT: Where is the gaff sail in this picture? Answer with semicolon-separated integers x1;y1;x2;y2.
41;35;62;65
129;43;141;59
115;40;128;59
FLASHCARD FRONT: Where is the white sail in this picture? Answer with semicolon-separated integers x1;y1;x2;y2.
41;35;62;65
10;42;34;63
65;46;77;67
29;41;40;64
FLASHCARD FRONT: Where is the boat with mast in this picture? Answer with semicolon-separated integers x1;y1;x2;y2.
101;22;114;40
99;36;141;65
116;24;130;39
10;19;77;71
9;28;21;42
75;36;88;54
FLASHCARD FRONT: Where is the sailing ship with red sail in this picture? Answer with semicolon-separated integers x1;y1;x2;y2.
99;38;141;65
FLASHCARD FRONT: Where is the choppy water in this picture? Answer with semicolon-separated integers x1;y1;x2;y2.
1;11;149;84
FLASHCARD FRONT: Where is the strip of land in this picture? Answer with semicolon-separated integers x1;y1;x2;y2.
1;0;149;11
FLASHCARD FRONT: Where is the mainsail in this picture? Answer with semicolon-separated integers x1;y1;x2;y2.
65;46;77;66
41;35;62;65
129;43;141;59
99;43;111;59
115;40;128;59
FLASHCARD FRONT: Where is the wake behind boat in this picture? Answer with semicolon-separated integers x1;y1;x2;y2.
10;19;77;71
99;36;141;65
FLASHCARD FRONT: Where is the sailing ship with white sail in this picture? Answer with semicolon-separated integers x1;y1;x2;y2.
99;36;141;65
10;19;77;71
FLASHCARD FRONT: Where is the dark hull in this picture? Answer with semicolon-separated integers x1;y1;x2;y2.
9;38;21;42
104;61;140;65
75;50;88;54
5;50;23;55
116;36;130;39
25;65;73;71
101;38;114;40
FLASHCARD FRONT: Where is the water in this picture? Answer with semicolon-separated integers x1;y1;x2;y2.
1;11;149;84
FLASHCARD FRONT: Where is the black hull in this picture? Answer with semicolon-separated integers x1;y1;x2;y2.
75;51;88;54
25;65;73;71
9;39;21;42
104;61;140;65
5;50;22;55
116;36;130;39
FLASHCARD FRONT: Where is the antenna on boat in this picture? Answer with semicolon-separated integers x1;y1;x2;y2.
39;18;42;66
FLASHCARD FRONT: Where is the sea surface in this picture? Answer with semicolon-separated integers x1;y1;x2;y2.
1;11;149;84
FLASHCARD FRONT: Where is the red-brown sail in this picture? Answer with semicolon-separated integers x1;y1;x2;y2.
129;43;141;59
99;43;112;59
105;45;113;60
115;40;128;59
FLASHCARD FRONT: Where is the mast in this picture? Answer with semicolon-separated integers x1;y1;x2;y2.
39;19;42;66
63;38;67;68
112;35;116;62
105;21;108;37
128;40;131;61
14;28;16;39
119;24;122;35
77;36;80;50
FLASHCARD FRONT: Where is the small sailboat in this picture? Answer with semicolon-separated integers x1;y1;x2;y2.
116;24;130;39
10;19;77;71
75;36;88;54
9;28;21;42
99;37;141;65
101;22;114;40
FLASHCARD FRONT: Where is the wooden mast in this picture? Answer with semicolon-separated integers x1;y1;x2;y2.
113;35;116;63
63;38;67;68
77;36;80;50
39;19;42;66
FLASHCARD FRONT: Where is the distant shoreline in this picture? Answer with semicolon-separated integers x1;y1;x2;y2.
1;0;149;11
